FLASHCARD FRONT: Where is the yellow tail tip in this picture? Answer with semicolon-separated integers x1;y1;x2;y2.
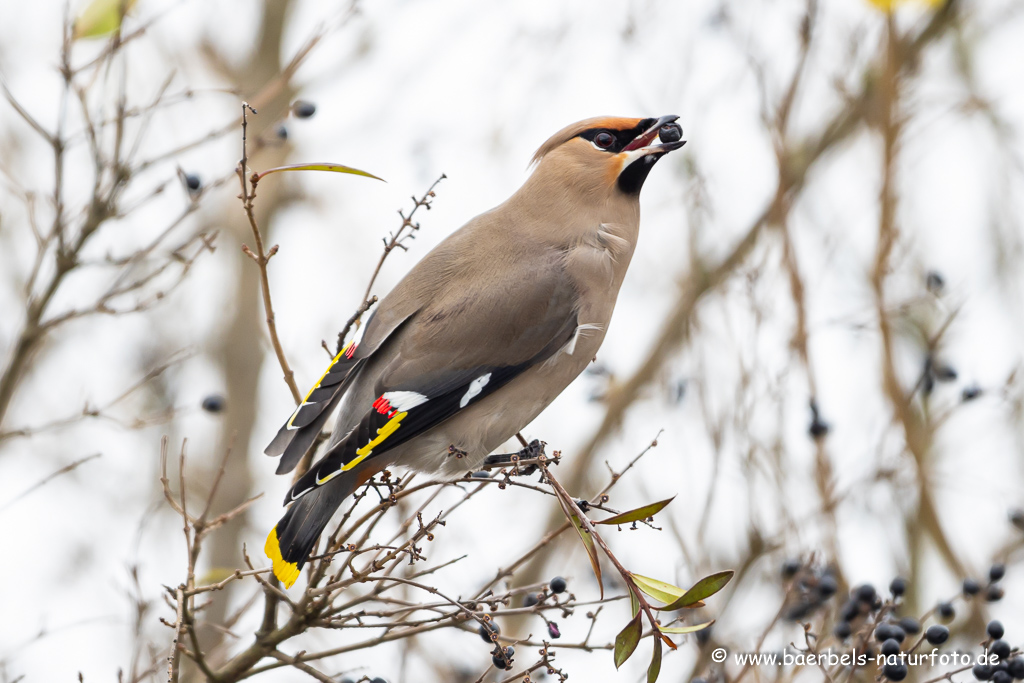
265;527;300;588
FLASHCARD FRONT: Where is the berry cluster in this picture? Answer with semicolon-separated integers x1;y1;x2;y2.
972;620;1024;683
782;560;839;620
963;563;1007;603
829;565;1013;682
478;618;516;670
474;576;571;672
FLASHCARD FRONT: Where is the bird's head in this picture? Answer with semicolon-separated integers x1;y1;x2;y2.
530;115;685;196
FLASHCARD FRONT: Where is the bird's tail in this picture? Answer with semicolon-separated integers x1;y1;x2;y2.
265;465;374;587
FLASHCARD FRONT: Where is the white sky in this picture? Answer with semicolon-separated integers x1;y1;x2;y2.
2;0;1024;681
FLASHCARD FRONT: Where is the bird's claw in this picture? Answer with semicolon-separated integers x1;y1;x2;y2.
483;439;545;475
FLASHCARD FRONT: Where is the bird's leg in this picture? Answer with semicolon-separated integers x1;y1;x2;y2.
483;439;545;475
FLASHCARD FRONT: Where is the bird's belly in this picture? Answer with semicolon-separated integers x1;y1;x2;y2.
391;330;603;479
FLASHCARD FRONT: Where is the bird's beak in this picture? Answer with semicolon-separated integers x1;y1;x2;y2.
622;115;686;155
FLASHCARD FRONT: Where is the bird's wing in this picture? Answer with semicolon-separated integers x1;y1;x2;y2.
284;247;579;503
264;309;415;475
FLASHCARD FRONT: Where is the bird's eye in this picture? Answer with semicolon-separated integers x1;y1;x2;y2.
594;132;615;149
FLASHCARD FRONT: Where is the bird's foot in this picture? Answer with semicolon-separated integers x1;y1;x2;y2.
448;444;468;459
483;439;545;475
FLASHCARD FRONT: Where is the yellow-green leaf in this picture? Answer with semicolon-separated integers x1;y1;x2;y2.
254;163;384;182
659;619;715;635
197;567;236;586
597;497;675;526
648;635;663;683
867;0;944;12
73;0;136;39
614;613;643;669
630;586;640;618
554;494;603;598
631;573;684;604
661;570;734;611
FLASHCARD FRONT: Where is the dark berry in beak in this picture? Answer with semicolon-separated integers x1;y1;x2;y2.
659;122;682;144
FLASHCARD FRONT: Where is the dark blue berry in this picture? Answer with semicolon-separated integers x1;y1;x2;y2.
786;601;813;621
987;585;1005;602
962;385;982;402
834;621;852;640
992;641;1012;662
1007;659;1024;680
492;646;514;670
898;617;921;635
201;394;225;413
1010;509;1024;530
292;100;316;118
988;621;1005;640
884;663;908;681
926;271;945;294
964;578;982;595
881;639;901;657
855;584;877;604
185;173;201;191
975;665;994;681
819;575;839;598
523;593;539;607
275;124;288;140
658;123;682;144
471;470;491;478
809;418;829;438
840;599;861;622
990;564;1007;582
875;624;898;642
782;559;801;578
478;621;499;643
890;577;907;597
994;672;1014;683
549;576;567;594
937;602;955;621
925;624;949;645
808;400;829;438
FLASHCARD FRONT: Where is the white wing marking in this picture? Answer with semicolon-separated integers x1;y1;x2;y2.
459;373;492;408
381;391;429;411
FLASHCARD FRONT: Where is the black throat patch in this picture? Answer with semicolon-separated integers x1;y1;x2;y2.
617;154;662;195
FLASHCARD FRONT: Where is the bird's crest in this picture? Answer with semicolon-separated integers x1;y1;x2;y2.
531;116;645;165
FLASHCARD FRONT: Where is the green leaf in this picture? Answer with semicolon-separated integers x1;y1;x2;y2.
614;613;643;669
661;570;734;611
554;494;603;598
659;619;715;634
597;497;675;526
73;0;136;39
254;163;384;182
631;573;684;604
647;635;663;683
629;586;640;618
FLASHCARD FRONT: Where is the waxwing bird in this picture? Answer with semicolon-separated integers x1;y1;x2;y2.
264;115;686;587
